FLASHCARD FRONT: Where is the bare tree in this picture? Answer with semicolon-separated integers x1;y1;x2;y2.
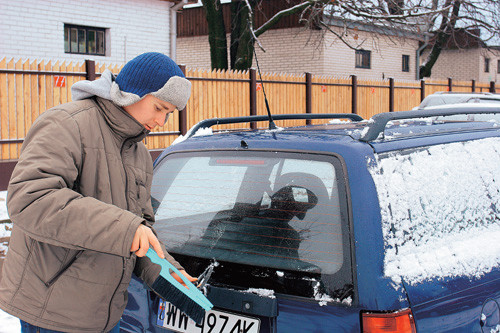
200;0;500;75
418;0;500;78
201;0;228;69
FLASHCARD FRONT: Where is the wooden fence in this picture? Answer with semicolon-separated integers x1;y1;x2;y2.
0;57;498;161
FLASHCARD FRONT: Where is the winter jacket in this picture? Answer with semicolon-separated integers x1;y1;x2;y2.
0;97;182;332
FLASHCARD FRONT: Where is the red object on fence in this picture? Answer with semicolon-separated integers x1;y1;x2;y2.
321;85;327;92
256;83;262;91
54;76;66;87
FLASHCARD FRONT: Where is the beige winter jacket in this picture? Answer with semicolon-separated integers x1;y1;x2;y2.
0;97;182;332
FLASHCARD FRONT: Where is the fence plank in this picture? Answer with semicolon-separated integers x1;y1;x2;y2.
30;60;38;132
7;59;16;159
53;61;61;111
60;61;68;105
23;60;31;143
15;59;25;158
45;61;53;110
0;58;7;159
38;61;47;124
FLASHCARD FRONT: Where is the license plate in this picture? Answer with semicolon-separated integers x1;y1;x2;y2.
157;300;261;333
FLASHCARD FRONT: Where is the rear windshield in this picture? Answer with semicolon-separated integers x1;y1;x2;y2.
151;151;353;300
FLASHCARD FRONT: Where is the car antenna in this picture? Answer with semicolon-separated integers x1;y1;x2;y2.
253;44;277;130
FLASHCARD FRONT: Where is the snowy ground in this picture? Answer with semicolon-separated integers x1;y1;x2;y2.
0;191;7;221
0;191;19;332
0;308;20;332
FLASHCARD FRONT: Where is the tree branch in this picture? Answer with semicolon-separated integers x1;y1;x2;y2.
242;0;265;51
254;1;313;37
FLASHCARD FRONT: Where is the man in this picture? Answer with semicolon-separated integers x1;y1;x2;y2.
0;52;194;332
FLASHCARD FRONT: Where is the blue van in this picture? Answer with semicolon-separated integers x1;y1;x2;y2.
121;105;500;332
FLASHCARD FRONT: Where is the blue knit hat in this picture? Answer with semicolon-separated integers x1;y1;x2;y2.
110;52;191;109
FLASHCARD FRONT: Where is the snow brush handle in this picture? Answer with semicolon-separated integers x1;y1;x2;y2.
146;249;213;311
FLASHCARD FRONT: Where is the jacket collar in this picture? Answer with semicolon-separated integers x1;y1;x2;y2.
94;97;149;143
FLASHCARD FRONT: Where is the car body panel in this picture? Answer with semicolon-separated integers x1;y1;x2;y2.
123;115;500;332
414;92;500;110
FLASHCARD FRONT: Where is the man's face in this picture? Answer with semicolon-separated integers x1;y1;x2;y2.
123;95;176;131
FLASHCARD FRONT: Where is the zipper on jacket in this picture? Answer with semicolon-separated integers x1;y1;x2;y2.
44;250;83;288
104;139;131;330
104;257;126;331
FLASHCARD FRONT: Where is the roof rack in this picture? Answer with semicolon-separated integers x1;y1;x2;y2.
185;113;363;139
360;105;500;142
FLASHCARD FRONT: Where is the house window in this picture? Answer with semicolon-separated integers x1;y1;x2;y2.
355;50;371;69
64;24;106;55
402;55;410;72
497;60;500;74
484;58;490;73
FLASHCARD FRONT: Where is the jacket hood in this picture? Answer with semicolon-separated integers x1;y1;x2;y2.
71;69;115;102
71;69;191;110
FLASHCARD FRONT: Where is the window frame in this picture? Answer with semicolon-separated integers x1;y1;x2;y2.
402;55;410;72
355;50;371;69
64;24;106;56
152;149;355;301
497;60;500;74
484;57;490;73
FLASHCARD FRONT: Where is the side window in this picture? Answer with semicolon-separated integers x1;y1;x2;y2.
402;55;410;72
355;50;371;69
370;138;500;285
64;24;106;56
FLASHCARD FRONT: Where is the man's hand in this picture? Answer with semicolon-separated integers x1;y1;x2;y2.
131;224;165;259
172;270;198;287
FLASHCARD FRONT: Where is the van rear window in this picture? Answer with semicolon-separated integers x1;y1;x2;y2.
151;151;352;299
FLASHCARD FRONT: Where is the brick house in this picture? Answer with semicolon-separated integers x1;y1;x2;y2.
422;30;500;83
0;0;194;64
176;2;421;80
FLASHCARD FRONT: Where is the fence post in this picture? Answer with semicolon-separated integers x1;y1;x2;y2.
179;65;188;135
448;77;453;92
471;79;476;92
305;72;312;125
85;60;96;81
250;69;257;130
420;80;426;102
490;81;496;93
389;78;394;112
351;75;358;115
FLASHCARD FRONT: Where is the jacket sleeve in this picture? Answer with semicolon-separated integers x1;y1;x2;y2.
7;109;143;257
134;156;184;281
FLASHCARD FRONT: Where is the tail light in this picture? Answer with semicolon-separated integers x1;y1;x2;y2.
361;308;416;333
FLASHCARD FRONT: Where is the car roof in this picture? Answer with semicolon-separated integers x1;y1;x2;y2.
417;92;500;109
159;105;500;160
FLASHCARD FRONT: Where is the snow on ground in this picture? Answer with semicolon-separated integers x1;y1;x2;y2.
0;191;8;221
369;137;500;285
0;308;20;332
0;191;18;331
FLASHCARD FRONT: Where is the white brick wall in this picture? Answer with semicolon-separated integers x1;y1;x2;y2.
478;49;500;84
322;27;418;80
0;0;173;65
177;27;419;80
422;47;499;83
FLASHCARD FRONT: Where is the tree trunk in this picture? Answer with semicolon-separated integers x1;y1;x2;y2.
231;0;256;70
420;0;461;78
202;0;228;70
205;0;310;71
